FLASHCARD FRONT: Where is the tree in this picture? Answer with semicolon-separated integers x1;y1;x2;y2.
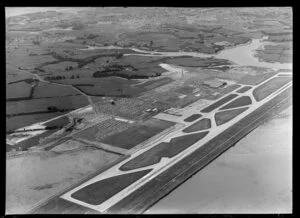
116;53;122;59
47;106;58;112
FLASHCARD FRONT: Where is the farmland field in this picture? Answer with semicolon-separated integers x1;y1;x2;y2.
255;42;292;63
6;70;33;84
7;95;89;115
6;112;65;132
6;81;33;100
41;61;78;71
33;82;80;98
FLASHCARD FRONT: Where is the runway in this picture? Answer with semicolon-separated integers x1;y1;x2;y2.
31;73;292;214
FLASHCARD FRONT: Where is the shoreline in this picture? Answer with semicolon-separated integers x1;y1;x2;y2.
147;105;292;213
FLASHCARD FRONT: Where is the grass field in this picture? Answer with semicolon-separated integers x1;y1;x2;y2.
183;114;202;122
182;118;211;133
101;119;175;150
6;68;34;84
201;94;238;113
220;96;252;110
253;77;292;102
33;83;80;98
7;95;89;115
6;81;33;100
174;86;195;95
236;86;252;93
136;77;173;91
215;107;249;126
6;147;122;213
6;95;89;131
239;72;277;85
119;131;209;171
41;61;78;71
43;116;70;128
75;84;144;97
165;57;231;67
55;77;140;86
51;71;164;98
7;46;57;70
6;112;65;132
71;169;152;205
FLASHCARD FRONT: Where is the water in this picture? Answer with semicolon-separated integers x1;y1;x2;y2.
214;37;292;69
147;106;292;213
81;37;292;70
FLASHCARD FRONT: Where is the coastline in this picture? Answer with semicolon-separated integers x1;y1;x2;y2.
147;105;292;214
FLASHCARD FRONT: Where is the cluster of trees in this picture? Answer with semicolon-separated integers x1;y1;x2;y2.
65;66;73;71
47;106;69;113
34;68;45;72
93;70;161;80
115;53;123;59
72;22;84;30
70;75;80;79
44;75;66;80
86;34;98;39
32;39;40;45
45;125;62;130
44;74;80;81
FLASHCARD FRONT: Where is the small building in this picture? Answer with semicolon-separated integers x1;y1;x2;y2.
203;80;227;88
